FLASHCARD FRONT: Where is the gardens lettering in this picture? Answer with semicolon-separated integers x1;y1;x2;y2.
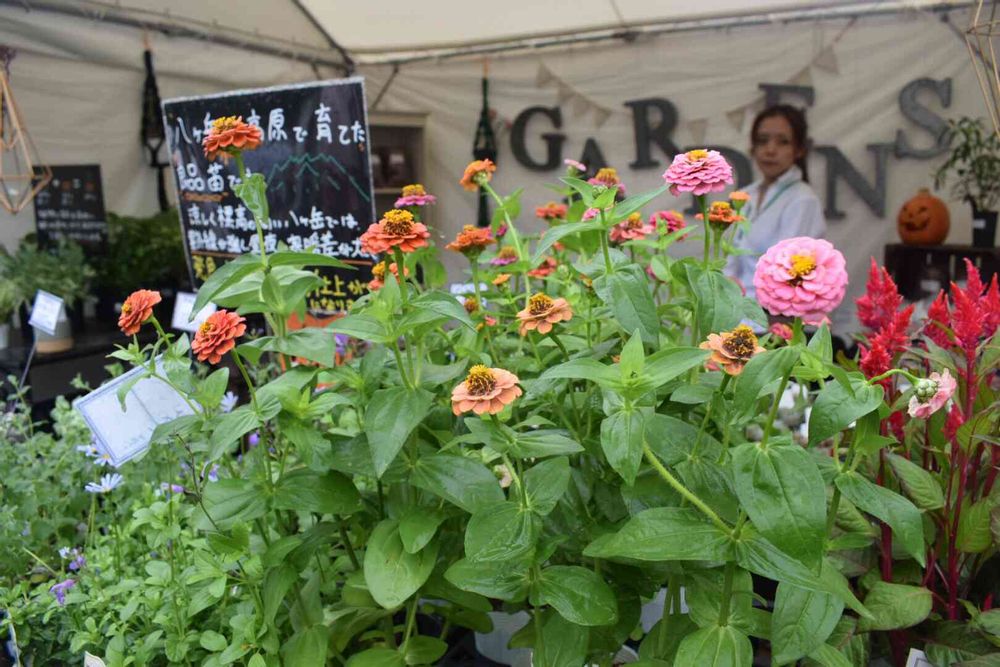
509;78;952;220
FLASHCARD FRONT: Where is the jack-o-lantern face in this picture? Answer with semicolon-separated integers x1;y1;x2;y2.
898;188;949;245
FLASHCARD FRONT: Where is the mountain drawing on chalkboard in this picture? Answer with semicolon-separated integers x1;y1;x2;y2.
264;153;370;204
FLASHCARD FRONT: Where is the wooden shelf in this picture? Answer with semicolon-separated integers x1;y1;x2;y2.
883;243;1000;300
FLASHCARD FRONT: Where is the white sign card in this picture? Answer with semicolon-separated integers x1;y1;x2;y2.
27;290;64;336
171;291;217;333
73;356;196;466
905;649;932;667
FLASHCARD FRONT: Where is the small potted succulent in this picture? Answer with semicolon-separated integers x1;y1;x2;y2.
934;116;1000;247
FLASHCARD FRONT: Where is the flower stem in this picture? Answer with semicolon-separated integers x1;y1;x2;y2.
760;368;792;449
691;374;731;457
697;195;710;267
599;210;615;276
392;245;409;306
549;331;571;362
234;152;268;269
642;442;731;534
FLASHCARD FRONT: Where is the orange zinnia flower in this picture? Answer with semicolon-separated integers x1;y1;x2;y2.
118;289;162;336
492;273;512;287
446;224;495;256
451;364;522;415
368;261;407;290
527;256;557;278
729;191;750;203
699;324;764;375
202;116;262;161
698;201;743;226
535;202;568;221
359;209;430;255
192;310;247;364
460;159;497;191
516;293;573;336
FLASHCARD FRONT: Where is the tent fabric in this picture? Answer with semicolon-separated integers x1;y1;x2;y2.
0;1;988;334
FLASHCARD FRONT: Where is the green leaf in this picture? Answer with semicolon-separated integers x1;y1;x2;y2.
857;582;932;631
539;357;620;387
731;346;800;422
403;636;448;666
619;330;646;379
886;452;944;511
532;221;605;266
560;176;597;204
194;367;230;411
192;253;262;315
771;583;843;664
399;508;447;554
687;569;755;634
210;405;261;458
345;648;405;667
610;185;670;221
444;557;529;601
363;520;439;609
263;564;298;627
233;172;269;222
399;290;476;332
536;565;618;626
691;267;766;333
732;443;826;571
958;499;994;553
583;507;734;561
268;250;353;270
524;457;570;515
808;374;884;446
806;643;854;667
807;324;833;364
465;501;540;562
734;529;868;617
644;347;711;387
640;613;697;663
593;265;659;343
512;430;584;458
199;630;227;652
327;313;393;343
411;453;504;514
273;469;361;516
835;472;925;565
194;479;268;530
535;612;589;667
674;625;753;667
364;387;434;478
257;329;338;367
601;406;648;484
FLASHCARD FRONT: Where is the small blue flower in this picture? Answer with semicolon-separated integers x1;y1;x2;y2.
49;579;76;605
219;391;239;413
85;473;123;494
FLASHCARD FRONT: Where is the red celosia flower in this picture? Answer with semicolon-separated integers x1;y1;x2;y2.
118;289;162;335
944;403;965;442
984;275;1000;338
924;290;952;349
950;282;982;358
192;310;247;364
856;258;903;334
859;337;892;384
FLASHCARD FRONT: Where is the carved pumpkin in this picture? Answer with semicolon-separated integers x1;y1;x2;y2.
898;188;950;245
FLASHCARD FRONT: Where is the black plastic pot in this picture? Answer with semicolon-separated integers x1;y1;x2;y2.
970;201;998;248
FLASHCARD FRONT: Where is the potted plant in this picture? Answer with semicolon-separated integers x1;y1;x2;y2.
0;280;21;349
934;116;1000;247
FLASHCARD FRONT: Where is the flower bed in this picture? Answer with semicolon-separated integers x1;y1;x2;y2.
2;123;998;667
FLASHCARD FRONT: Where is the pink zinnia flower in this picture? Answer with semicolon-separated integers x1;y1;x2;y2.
650;210;686;235
753;237;848;325
582;207;601;221
908;369;957;419
491;246;519;266
662;149;734;196
769;322;793;341
588;167;626;195
565;158;586;173
609;213;655;244
394;184;436;208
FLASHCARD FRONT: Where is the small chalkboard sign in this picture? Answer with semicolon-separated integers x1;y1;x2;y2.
162;77;376;315
32;165;108;250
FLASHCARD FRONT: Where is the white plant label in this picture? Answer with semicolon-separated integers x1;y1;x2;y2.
171;291;217;333
28;290;64;336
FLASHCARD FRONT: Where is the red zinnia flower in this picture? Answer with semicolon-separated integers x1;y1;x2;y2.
118;289;162;336
202;116;262;161
192;310;247;364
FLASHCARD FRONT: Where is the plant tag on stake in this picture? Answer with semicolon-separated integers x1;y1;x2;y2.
74;356;196;466
905;649;932;667
171;291;217;333
28;290;64;336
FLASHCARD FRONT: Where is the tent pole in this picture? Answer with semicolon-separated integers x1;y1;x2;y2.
288;0;355;75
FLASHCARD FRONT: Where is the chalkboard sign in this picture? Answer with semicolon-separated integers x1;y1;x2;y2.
162;77;376;314
32;164;108;249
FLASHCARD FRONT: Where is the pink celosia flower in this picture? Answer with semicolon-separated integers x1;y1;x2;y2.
609;213;655;244
662;149;734;196
769;322;793;341
908;369;957;419
565;158;586;173
753;237;848;325
650;210;686;235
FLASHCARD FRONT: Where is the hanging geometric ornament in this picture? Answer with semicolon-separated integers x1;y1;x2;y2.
0;48;51;214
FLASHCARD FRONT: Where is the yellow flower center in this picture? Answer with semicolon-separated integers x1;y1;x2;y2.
498;247;518;260
211;116;242;134
466;364;496;395
686;149;709;161
121;303;132;315
464;297;479;313
788;254;817;281
711;201;732;213
595;167;619;184
199;321;214;335
528;292;554;315
402;184;426;197
626;212;643;228
381;209;414;236
371;262;386;279
722;325;758;359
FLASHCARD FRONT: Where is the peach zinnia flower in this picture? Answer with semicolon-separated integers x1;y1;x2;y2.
368;261;407;290
451;365;522;415
588;167;626;195
118;289;162;335
535;202;568;222
517;293;573;336
446;224;494;256
395;183;436;208
730;191;750;204
700;325;765;376
609;212;655;244
192;310;247;364
527;256;558;278
662;149;733;196
460;159;497;191
202;116;262;161
908;369;957;419
491;246;519;266
359;209;430;255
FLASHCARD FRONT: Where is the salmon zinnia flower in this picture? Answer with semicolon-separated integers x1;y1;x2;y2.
535;202;568;222
118;289;162;336
192;310;247;364
360;209;430;255
368;261;407;290
527;257;558;278
451;365;522;415
202;116;262;161
395;183;436;208
517;292;573;336
460;159;497;191
588;167;626;194
446;224;494;256
609;212;655;244
700;324;765;376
